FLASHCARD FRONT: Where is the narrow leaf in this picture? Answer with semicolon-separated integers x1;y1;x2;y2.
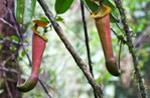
40;16;50;24
85;0;99;12
56;16;64;22
15;0;25;23
104;0;119;23
0;33;3;38
110;14;120;23
11;35;19;42
24;0;36;25
55;0;74;14
104;0;115;11
15;0;36;25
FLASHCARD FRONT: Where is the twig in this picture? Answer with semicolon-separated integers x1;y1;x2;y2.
39;79;52;98
4;80;13;98
1;54;15;66
80;0;93;77
0;67;18;74
0;10;32;67
0;37;28;46
118;41;122;70
37;0;103;97
0;18;14;29
111;28;127;44
80;1;98;98
115;22;125;34
0;55;15;98
7;8;32;67
113;0;148;98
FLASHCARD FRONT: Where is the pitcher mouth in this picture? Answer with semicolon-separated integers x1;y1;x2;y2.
32;27;48;42
91;2;111;19
17;76;38;92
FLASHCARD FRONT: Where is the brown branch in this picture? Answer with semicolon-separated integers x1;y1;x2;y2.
80;1;98;98
37;0;103;97
39;79;52;98
0;67;18;74
0;55;14;98
4;80;13;98
113;0;148;98
0;18;14;29
111;28;127;44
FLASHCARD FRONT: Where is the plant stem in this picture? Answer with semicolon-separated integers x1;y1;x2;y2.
80;0;93;78
37;0;103;97
80;1;98;98
113;0;147;98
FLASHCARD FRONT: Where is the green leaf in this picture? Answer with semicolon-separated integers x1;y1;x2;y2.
55;0;74;14
10;45;16;51
15;0;36;25
17;56;22;61
24;40;29;43
0;45;2;50
56;16;64;22
11;36;19;42
0;33;3;38
104;0;119;23
0;78;4;88
104;0;116;11
35;92;42;97
21;50;26;57
40;16;50;24
15;0;24;23
50;79;55;84
110;13;120;23
6;36;11;40
85;0;99;12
